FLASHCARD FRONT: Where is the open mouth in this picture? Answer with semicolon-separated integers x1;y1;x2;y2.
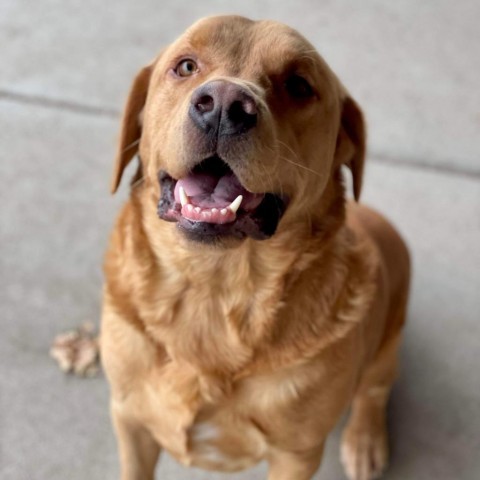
157;155;287;242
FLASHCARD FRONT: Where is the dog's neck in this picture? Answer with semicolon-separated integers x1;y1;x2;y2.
118;177;353;395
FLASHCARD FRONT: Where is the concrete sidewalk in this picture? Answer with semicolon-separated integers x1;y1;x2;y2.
1;1;479;479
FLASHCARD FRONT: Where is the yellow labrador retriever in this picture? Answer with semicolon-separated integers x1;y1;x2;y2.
101;15;410;480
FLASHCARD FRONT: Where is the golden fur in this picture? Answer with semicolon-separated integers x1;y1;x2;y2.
101;15;410;480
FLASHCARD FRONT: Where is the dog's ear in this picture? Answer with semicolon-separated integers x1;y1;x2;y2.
334;95;366;201
110;64;153;194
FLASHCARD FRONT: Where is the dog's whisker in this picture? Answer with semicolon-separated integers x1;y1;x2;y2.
260;145;275;192
121;138;141;154
259;145;282;194
131;176;145;190
276;140;301;163
278;154;322;178
276;140;322;179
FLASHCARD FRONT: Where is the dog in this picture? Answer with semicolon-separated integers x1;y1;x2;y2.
101;15;410;480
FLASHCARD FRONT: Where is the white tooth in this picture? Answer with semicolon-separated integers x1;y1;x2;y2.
228;195;243;214
186;204;193;211
194;207;201;213
220;209;227;215
212;208;218;214
179;186;189;207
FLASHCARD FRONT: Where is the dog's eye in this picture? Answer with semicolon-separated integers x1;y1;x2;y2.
285;75;314;99
175;59;198;77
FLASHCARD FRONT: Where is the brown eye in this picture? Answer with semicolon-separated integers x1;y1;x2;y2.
175;59;198;77
285;74;314;99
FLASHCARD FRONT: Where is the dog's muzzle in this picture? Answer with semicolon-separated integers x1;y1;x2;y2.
156;80;286;244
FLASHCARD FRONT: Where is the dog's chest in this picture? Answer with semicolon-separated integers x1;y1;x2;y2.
141;345;323;471
147;368;271;471
139;258;320;468
147;272;282;374
185;410;267;470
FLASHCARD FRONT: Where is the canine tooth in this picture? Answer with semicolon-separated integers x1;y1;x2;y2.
179;186;189;207
220;209;227;215
228;195;243;214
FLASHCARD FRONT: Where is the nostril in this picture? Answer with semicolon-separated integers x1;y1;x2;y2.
228;100;257;126
229;101;246;124
195;95;214;114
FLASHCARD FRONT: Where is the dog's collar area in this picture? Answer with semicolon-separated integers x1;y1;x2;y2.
157;156;288;243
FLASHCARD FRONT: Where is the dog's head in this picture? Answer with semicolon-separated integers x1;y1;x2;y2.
111;16;365;244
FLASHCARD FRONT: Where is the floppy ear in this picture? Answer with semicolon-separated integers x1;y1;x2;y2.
334;95;366;201
110;64;153;194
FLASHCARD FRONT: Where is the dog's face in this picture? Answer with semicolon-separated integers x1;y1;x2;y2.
111;16;365;244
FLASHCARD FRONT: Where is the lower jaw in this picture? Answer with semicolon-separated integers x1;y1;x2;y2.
158;194;287;245
156;171;288;244
176;211;270;244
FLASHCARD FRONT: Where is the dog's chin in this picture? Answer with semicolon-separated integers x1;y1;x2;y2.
157;155;287;245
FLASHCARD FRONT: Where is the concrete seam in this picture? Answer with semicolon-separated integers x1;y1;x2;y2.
0;89;119;118
1;89;479;181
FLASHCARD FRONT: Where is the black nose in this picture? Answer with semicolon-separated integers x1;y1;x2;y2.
189;80;257;136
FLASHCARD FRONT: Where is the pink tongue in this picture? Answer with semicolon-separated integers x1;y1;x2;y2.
174;172;263;211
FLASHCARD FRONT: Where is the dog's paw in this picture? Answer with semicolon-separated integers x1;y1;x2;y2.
340;423;388;480
50;322;100;377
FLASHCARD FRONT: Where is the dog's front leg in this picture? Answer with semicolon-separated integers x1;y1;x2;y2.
267;444;324;480
112;403;161;480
